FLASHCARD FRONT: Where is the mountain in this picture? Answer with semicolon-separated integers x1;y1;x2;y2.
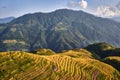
0;47;120;80
112;17;120;22
0;17;15;24
0;9;120;52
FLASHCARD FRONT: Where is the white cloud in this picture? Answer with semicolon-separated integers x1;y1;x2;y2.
68;0;88;9
96;6;116;17
79;0;88;9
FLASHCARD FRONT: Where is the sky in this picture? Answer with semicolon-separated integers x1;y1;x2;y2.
0;0;120;18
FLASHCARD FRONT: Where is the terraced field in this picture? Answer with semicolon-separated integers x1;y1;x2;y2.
0;49;120;80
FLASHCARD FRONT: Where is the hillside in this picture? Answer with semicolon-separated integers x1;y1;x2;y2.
0;9;120;52
104;56;120;71
0;17;15;24
85;42;120;58
0;49;120;80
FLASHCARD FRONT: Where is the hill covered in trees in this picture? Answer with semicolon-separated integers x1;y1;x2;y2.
0;9;120;52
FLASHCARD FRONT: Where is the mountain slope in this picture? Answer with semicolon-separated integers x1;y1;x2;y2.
0;9;120;52
0;17;15;24
0;49;120;80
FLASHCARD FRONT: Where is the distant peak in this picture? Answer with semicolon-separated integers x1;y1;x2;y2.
54;9;83;12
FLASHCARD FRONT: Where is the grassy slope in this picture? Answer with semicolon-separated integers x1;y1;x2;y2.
0;49;120;80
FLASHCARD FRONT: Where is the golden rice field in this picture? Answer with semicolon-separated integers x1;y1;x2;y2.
0;49;120;80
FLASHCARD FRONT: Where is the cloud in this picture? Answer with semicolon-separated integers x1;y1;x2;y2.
116;1;120;10
67;0;75;8
96;1;120;17
67;0;88;9
96;6;116;17
114;1;120;16
78;0;88;9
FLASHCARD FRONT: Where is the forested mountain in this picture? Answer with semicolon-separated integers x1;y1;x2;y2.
0;9;120;52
